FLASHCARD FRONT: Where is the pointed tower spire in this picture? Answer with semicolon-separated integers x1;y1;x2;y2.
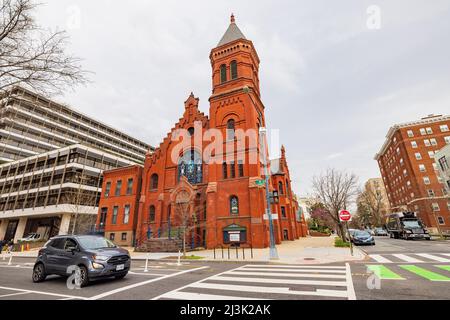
230;13;235;23
217;14;246;47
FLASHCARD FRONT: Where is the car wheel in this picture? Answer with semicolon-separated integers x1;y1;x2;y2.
78;265;89;288
32;263;46;283
115;273;127;280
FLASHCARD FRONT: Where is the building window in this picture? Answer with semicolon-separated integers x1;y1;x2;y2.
220;64;227;83
428;151;435;159
419;164;426;172
424;139;431;147
423;177;431;185
430;138;437;146
445;136;450;144
188;127;194;136
438;216;445;225
278;181;284;194
415;153;422;160
149;205;155;223
281;206;286;218
126;178;133;195
440;125;449;132
150;174;158;190
121;233;127;241
99;208;108;227
427;189;435;197
230;60;238;79
411;141;417;148
283;229;289;240
439;156;449;171
230;196;239;215
177;149;202;184
227;119;235;140
407;130;414;137
104;182;111;197
230;161;235;178
431;203;440;211
420;128;426;135
222;162;228;179
112;206;118;224
286;180;290;197
115;180;122;196
238;160;244;177
110;233;115;241
123;205;130;224
426;127;433;134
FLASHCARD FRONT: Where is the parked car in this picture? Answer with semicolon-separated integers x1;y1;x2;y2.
374;227;388;236
345;229;357;241
32;235;130;287
20;233;43;242
350;230;375;246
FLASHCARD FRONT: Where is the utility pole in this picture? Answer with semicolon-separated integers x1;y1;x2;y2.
259;127;279;260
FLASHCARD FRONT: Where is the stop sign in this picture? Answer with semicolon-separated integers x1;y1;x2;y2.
339;210;351;221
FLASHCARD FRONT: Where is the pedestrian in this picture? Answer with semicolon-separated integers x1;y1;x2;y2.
0;239;5;254
6;239;14;254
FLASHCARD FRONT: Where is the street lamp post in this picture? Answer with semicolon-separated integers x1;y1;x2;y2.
259;127;279;260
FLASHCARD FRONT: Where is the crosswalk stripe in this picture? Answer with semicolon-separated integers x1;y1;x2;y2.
229;271;346;279
441;253;450;258
189;282;348;298
244;264;346;269
211;276;347;287
435;265;450;272
391;254;424;263
239;267;346;274
369;255;393;263
400;265;450;281
159;291;265;300
416;254;450;263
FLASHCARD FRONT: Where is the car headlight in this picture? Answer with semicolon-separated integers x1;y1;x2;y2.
93;255;109;261
92;262;104;269
405;230;412;234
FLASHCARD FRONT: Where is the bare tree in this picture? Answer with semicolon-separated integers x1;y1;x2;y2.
0;0;88;95
356;187;384;228
312;168;358;241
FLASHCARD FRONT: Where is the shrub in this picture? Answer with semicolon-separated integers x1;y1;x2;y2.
334;237;350;248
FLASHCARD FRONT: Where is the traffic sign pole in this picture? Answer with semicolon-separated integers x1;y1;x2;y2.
339;210;353;256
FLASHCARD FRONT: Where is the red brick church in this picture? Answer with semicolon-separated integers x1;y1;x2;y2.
96;15;308;249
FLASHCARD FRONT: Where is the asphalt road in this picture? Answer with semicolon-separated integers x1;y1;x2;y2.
349;236;450;300
0;237;448;300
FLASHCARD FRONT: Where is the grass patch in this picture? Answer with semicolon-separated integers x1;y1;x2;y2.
181;255;204;260
334;237;351;248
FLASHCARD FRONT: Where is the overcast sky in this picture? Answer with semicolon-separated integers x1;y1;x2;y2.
34;0;450;196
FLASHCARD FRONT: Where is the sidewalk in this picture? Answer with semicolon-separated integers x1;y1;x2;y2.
3;236;366;265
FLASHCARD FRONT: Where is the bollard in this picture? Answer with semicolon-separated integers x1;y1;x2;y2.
242;247;245;260
227;246;230;260
177;250;181;266
21;245;24;252
213;247;216;260
8;254;12;266
144;254;149;272
221;246;224;260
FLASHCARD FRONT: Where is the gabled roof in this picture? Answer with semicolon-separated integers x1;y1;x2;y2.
217;14;247;47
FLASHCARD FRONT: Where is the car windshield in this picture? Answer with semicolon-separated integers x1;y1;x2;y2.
402;220;421;228
355;231;370;237
77;236;116;249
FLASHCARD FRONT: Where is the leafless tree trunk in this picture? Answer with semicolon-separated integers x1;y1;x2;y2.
0;0;88;95
312;168;358;241
356;187;384;227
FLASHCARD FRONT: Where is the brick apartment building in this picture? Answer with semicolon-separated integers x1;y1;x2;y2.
96;15;308;248
375;114;450;233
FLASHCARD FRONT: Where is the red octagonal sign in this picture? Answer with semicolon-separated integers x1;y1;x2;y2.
339;210;351;221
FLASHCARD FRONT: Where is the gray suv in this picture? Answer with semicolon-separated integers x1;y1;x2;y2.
32;235;131;287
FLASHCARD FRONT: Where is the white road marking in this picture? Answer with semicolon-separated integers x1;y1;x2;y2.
0;265;32;269
88;266;209;300
210;276;347;287
0;291;31;298
369;254;393;263
345;263;356;300
0;286;88;300
189;282;348;298
229;271;346;279
240;267;346;274
160;291;265;300
245;264;346;269
128;271;170;276
441;253;450;257
416;253;450;263
392;254;423;263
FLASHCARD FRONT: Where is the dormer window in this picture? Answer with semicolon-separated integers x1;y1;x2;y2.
220;64;227;83
230;60;238;79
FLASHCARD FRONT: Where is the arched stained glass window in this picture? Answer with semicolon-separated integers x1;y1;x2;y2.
178;149;202;184
230;60;238;79
220;64;227;83
230;196;239;215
